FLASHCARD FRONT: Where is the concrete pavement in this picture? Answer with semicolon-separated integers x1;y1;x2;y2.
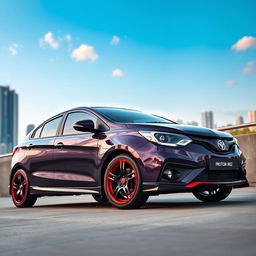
0;187;255;256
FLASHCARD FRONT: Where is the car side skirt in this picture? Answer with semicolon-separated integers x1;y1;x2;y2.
30;186;101;196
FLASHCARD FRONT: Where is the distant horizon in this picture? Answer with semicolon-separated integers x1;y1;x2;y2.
1;84;254;141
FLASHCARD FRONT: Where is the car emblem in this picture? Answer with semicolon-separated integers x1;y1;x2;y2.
217;140;226;151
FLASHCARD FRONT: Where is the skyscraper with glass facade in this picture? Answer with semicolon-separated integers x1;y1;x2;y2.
0;85;18;154
201;111;214;129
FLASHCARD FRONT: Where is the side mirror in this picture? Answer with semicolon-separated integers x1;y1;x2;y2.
73;120;95;133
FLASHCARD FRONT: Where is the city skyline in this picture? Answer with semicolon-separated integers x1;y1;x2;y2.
1;85;255;143
0;85;18;154
0;0;255;140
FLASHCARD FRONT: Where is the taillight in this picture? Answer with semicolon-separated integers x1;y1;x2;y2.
12;147;18;156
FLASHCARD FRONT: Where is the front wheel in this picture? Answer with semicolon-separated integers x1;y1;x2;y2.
11;169;37;208
104;154;149;209
192;186;232;202
92;194;108;203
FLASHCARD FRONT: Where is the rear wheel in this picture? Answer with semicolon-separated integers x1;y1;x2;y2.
192;186;232;202
11;169;37;208
104;154;149;209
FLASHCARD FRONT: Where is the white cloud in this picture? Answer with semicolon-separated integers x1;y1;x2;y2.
110;35;120;45
231;36;256;51
242;61;256;73
7;44;18;56
71;44;98;61
225;80;238;86
40;32;59;49
112;69;124;77
65;34;71;41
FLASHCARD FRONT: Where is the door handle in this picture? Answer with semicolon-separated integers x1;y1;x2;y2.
55;142;64;149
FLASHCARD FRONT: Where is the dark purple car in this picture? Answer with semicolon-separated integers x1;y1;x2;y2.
10;107;249;209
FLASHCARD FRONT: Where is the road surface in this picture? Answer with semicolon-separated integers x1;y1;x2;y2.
0;187;255;256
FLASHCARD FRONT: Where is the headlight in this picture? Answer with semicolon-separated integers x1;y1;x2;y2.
138;131;192;147
234;137;239;145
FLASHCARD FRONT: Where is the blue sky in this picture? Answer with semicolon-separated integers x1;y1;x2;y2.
0;0;256;140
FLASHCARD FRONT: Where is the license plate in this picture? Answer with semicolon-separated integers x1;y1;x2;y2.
209;158;240;170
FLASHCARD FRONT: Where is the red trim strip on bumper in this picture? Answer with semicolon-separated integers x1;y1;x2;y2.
185;180;247;188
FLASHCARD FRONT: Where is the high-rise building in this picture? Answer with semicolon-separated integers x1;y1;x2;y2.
186;121;199;126
248;110;256;132
0;85;18;154
248;110;256;122
236;116;244;125
26;124;35;135
176;119;183;124
201;111;214;128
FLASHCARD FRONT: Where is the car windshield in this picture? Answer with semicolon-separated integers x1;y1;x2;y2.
93;107;174;124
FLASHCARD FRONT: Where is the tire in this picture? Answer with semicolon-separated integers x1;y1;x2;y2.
92;194;108;203
104;154;149;209
11;169;37;208
192;186;232;202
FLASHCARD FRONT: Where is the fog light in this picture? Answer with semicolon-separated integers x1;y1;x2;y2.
164;169;173;179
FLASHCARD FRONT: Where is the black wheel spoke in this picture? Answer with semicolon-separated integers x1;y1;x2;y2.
120;188;128;199
12;182;18;190
108;172;120;183
119;160;125;175
113;185;121;196
127;170;136;181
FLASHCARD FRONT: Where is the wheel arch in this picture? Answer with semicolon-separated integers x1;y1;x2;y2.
99;147;144;193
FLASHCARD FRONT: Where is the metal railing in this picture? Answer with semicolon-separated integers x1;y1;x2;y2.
217;122;256;132
0;153;12;158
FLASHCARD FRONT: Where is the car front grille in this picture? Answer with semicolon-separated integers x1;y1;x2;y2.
190;136;236;154
195;169;242;182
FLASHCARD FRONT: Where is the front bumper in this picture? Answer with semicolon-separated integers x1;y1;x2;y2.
137;141;249;194
143;179;249;194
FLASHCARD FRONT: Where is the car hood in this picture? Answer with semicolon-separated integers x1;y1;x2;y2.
126;123;232;139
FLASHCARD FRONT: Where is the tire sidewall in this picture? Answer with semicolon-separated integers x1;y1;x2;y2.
193;186;232;202
104;154;143;209
92;193;108;203
11;169;29;207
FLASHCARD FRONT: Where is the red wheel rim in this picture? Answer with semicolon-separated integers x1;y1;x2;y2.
106;159;138;204
11;170;28;205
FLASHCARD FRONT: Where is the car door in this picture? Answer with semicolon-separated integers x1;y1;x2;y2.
27;115;63;189
52;111;100;190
